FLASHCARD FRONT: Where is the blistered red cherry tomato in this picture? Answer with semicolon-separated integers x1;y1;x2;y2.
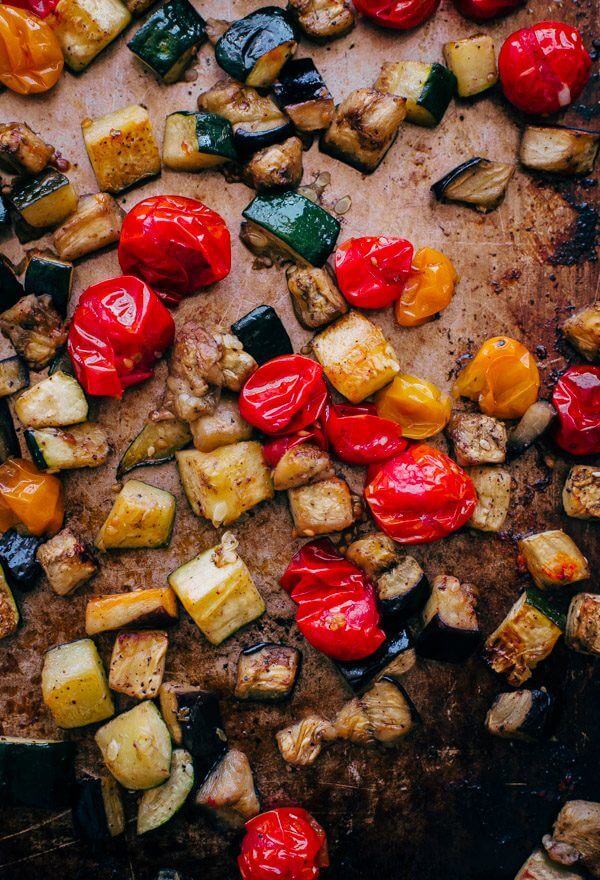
552;366;600;456
239;807;328;880
498;21;591;115
262;425;328;468
239;355;328;436
334;237;414;308
281;537;368;596
453;0;523;21
354;0;440;30
365;444;477;544
8;0;59;17
118;195;231;305
68;276;175;398
323;400;407;465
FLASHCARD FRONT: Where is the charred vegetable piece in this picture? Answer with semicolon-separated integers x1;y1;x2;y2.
137;749;194;834
321;88;407;174
15;371;88;429
287;0;354;41
286;263;348;329
375;61;456;128
518;530;589;591
42;638;114;729
127;0;207;83
158;684;227;777
190;395;252;453
0;356;29;399
0;530;42;590
273;58;335;130
0;294;67;370
543;801;600;878
47;0;131;72
466;467;511;532
516;848;585;880
0;399;20;463
566;593;600;656
231;305;293;366
215;7;298;88
432;157;514;212
563;466;600;520
561;301;600;362
0;195;8;228
195;748;260;828
0;565;19;640
520;126;600;176
335;626;416;692
118;419;192;478
72;774;125;841
344;532;400;578
85;587;179;635
485;688;554;741
235;643;301;701
288;476;359;537
334;676;419;746
0;737;75;809
82;105;161;195
95;480;176;550
53;193;123;261
163;111;236;170
447;413;507;466
276;713;336;766
0;256;24;308
9;169;77;230
36;528;97;596
243;137;304;192
376;558;429;619
507;401;556;459
272;442;334;491
443;34;498;98
49;347;76;377
417;576;480;662
0;123;54;175
234;117;295;161
24;253;73;317
95;701;172;790
109;630;169;699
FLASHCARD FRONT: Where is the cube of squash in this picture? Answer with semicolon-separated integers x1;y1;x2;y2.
95;480;176;550
109;630;168;698
36;528;98;596
561;301;600;361
95;701;171;790
0;566;19;640
82;105;160;194
176;442;273;527
466;467;511;532
9;170;78;229
42;638;114;728
53;193;123;261
48;0;131;72
85;587;178;635
443;34;497;98
0;123;55;175
312;311;400;403
518;530;589;590
447;413;507;466
288;477;358;536
563;465;600;520
566;593;600;656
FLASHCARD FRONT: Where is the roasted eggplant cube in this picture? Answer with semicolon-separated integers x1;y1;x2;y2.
215;7;298;88
235;643;301;701
0;566;19;640
85;587;178;635
82;105;161;194
565;593;600;656
432;157;514;213
9;169;77;229
36;528;97;596
520;126;600;176
518;530;589;591
176;442;273;527
321;88;406;174
517;848;587;880
272;442;334;491
561;300;600;362
159;684;227;777
417;575;480;662
95;480;176;550
276;713;336;766
15;370;88;428
95;701;172;790
375;61;456;128
128;0;206;83
467;466;511;532
0;195;9;229
163;111;236;171
24;252;73;317
563;466;600;520
190;396;252;454
72;773;125;840
287;0;354;41
0;294;67;370
42;638;114;729
335;677;419;747
0;356;29;400
233;117;295;161
243;137;303;192
0;122;54;175
312;310;400;403
0;530;42;590
0;399;21;463
242;190;340;268
443;34;498;98
0;256;24;308
137;748;195;835
507;400;556;459
109;630;168;699
543;800;600;878
286;263;348;329
53;193;123;261
168;533;265;645
195;748;260;828
377;557;429;619
26;423;110;472
485;688;554;742
273;58;335;130
231;305;292;365
336;626;416;693
345;532;400;578
447;413;507;466
47;0;131;71
0;737;75;809
288;477;358;537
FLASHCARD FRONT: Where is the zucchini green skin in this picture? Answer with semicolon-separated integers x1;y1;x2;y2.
117;419;192;478
49;347;76;377
25;255;73;317
128;0;207;81
242;191;340;267
0;355;29;398
414;63;456;125
171;111;237;160
0;255;24;308
0;399;20;463
9;169;70;213
215;7;298;83
231;305;292;365
0;737;76;808
137;749;194;834
525;587;566;631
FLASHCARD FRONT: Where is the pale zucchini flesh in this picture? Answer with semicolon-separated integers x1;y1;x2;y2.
117;418;192;477
137;749;194;834
15;370;88;428
443;34;498;98
48;0;132;72
95;701;172;790
26;423;109;471
95;480;176;550
9;170;78;229
42;638;114;729
82;104;161;194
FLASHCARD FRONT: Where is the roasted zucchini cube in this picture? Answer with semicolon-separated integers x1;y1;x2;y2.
36;528;98;596
321;87;406;173
334;677;419;746
230;305;292;366
565;593;600;656
0;123;55;175
516;848;585;880
273;58;335;131
272;442;334;491
443;34;498;98
235;643;301;701
168;532;265;645
286;264;348;329
215;7;298;88
15;370;88;428
312;310;400;403
137;748;195;835
287;0;354;42
432;157;514;213
95;701;172;790
466;466;511;532
190;395;252;453
243;137;303;192
563;465;600;520
176;442;273;527
518;530;589;590
0;356;29;399
82;105;161;194
561;300;600;362
42;638;114;729
47;0;131;71
520;126;600;176
158;684;227;775
26;423;110;471
447;413;507;466
109;630;168;698
195;749;260;829
71;773;125;840
375;61;456;127
127;0;206;83
86;587;178;635
95;480;176;550
24;252;73;316
53;193;123;261
485;689;554;742
9;169;77;229
288;477;358;537
0;565;19;640
276;714;336;766
163;111;236;171
118;418;191;477
417;575;480;662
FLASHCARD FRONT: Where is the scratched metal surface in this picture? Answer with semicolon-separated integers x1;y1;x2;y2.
0;0;599;877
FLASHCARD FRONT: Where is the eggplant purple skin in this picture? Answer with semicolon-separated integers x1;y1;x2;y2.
231;304;293;365
416;617;481;662
380;573;430;622
0;195;10;228
517;689;555;740
233;118;296;160
380;674;421;725
0;398;20;463
71;776;112;841
174;690;228;780
0;256;24;308
430;157;485;202
0;530;43;590
335;625;413;692
273;57;331;108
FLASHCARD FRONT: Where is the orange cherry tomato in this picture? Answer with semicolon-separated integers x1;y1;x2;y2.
394;246;458;327
453;336;540;419
0;5;63;95
375;374;452;439
0;459;64;536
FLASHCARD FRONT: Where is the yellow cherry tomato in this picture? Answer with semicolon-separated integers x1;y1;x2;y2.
375;374;453;439
0;458;64;536
453;336;540;419
394;246;458;328
0;5;63;95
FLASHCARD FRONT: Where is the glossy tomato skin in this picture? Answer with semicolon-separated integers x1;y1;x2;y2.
375;374;452;440
68;276;175;398
453;0;523;20
498;21;591;115
354;0;440;29
239;355;328;435
118;195;231;304
365;444;477;544
553;366;600;456
394;247;457;327
0;5;63;94
8;0;59;17
0;458;63;536
323;400;407;465
239;808;328;880
334;237;414;308
280;537;366;595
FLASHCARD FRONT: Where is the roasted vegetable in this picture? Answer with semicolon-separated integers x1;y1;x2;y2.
287;0;354;41
432;157;514;212
163;111;236;170
507;401;557;458
81;105;161;194
0;736;75;809
321;88;406;173
95;480;176;550
49;347;76;377
376;557;429;619
243;137;304;191
0;256;24;308
0;294;67;369
42;638;114;728
15;371;87;428
288;476;359;537
71;774;125;840
137;749;194;834
561;301;600;362
85;587;179;635
276;713;336;766
443;33;498;97
0;356;29;399
24;252;73;317
158;684;227;775
231;305;292;366
272;442;334;491
447;413;507;466
334;677;419;746
417;576;480;662
9;169;77;229
0;565;19;640
36;527;97;596
0;196;9;229
190;395;252;453
466;466;511;532
566;593;600;656
168;532;265;645
485;688;554;741
47;0;131;71
0;122;54;174
286;263;348;329
127;0;206;83
0;530;42;589
520;126;599;176
26;422;109;471
375;61;456;127
543;801;600;878
516;848;585;880
195;749;260;828
563;466;600;520
335;626;416;692
53;193;123;261
235;643;301;701
118;418;192;477
518;530;589;590
273;58;335;130
344;532;400;578
109;630;168;699
95;701;172;790
0;399;21;463
215;7;298;88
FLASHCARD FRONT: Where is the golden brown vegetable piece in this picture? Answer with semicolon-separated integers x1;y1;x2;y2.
109;630;168;699
518;530;589;591
42;638;114;729
85;587;178;635
344;532;400;577
0;122;54;174
195;749;260;828
565;593;600;656
447;413;507;466
36;527;97;596
288;476;360;537
190;394;253;453
543;800;600;878
276;714;337;766
0;295;67;369
466;466;511;532
561;301;600;362
235;643;300;701
516;848;585;880
563;466;600;520
81;105;160;194
53;193;123;261
243;137;303;191
335;677;418;747
286;264;348;329
520;126;600;176
288;0;354;40
272;442;334;491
